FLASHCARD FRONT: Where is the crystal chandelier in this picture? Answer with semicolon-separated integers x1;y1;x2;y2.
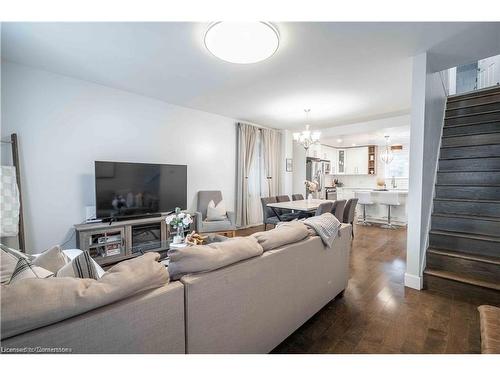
380;135;394;164
293;109;321;150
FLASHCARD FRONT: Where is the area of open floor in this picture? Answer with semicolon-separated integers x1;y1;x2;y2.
238;224;481;354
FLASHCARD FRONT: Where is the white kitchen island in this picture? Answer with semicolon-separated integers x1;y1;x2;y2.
336;187;408;225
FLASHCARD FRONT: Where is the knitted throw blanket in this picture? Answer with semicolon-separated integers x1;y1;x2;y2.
302;213;342;248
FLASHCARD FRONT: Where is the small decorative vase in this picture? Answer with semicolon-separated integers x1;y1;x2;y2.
173;225;185;244
308;194;313;202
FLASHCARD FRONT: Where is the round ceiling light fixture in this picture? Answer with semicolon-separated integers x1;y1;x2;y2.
204;22;279;64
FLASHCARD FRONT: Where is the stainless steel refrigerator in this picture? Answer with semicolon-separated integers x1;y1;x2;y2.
306;157;329;198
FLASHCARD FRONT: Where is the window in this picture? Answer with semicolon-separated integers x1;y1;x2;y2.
384;148;409;178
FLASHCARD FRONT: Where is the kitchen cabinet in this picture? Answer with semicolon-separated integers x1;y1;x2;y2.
337;149;346;174
308;145;370;175
319;146;337;174
345;147;368;175
306;144;322;158
328;148;337;174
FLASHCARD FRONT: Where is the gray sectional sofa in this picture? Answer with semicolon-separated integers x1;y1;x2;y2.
1;224;352;354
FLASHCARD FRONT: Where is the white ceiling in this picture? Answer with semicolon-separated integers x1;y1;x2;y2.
320;114;410;147
322;125;410;147
1;22;483;129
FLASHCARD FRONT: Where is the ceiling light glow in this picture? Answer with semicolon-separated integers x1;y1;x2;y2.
204;22;279;64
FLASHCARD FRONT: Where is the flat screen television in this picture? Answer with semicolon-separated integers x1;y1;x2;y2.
95;161;187;219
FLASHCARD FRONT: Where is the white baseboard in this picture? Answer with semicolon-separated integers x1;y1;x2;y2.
404;273;423;290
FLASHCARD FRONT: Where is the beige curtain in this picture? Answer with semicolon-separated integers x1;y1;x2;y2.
261;128;282;197
235;123;259;227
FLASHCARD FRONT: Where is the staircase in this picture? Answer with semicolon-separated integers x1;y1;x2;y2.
424;85;500;305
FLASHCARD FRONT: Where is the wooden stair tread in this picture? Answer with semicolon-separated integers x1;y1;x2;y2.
427;248;500;265
447;87;500;102
424;269;500;291
445;108;500;120
429;230;500;242
431;212;500;222
444;119;500;128
433;197;500;204
441;143;500;149
439;155;500;161
437;169;500;173
435;183;500;187
446;99;500;110
442;131;500;139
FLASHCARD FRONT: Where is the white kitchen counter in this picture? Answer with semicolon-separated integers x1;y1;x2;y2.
335;187;408;225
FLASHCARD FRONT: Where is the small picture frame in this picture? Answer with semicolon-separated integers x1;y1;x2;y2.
286;158;293;172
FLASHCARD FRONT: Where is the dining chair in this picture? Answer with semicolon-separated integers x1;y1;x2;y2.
315;201;334;216
331;199;346;222
343;198;359;238
260;197;279;230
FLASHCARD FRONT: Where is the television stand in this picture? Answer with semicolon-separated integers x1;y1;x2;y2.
101;213;162;223
74;212;196;268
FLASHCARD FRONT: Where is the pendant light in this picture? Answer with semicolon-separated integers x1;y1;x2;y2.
293;109;321;150
380;135;394;164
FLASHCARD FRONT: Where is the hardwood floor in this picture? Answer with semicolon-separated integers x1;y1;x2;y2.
236;223;482;354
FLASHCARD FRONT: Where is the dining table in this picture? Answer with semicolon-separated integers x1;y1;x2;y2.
266;199;334;221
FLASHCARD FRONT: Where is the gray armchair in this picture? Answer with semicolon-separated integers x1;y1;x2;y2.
195;191;236;236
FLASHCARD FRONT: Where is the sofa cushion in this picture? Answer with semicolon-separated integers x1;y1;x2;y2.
251;221;310;251
168;237;263;280
206;199;227;221
56;251;100;280
32;245;70;273
9;258;54;284
0;252;169;340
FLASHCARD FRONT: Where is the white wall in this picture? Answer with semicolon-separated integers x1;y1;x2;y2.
1;62;237;252
405;52;447;290
281;130;294;196
292;142;307;197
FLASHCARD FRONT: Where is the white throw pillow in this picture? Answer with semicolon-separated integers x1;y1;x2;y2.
206;199;227;221
63;249;106;278
9;258;54;284
32;245;70;273
0;244;34;261
56;251;100;280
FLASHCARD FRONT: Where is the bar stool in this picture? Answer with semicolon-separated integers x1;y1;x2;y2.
378;192;400;229
355;191;374;226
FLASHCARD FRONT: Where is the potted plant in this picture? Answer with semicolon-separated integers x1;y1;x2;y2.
304;180;319;200
165;207;193;244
